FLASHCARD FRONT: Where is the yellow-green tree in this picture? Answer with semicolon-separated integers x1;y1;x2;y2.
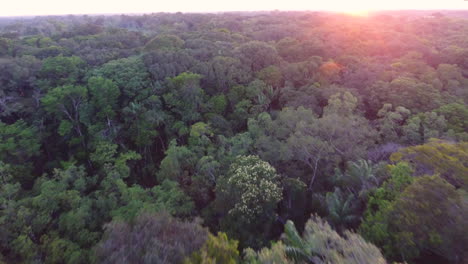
391;139;468;189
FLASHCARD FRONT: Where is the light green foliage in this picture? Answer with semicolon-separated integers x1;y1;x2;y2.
207;94;227;115
41;85;87;116
0;120;40;165
87;77;120;120
283;215;387;264
41;84;88;144
5;165;98;263
323;91;358;117
435;103;468;140
376;104;411;143
436;63;468;102
157;140;196;183
244;242;290;264
185;232;240;264
190;122;213;138
121;95;165;147
164;72;204;124
39;55;85;87
359;162;414;259
390;175;467;262
402;112;447;144
82;77;121;142
92;56;152;104
199;56;251;93
108;179;194;221
144;34;185;51
237;41;279;72
369;77;442;114
0;120;41;185
391;139;468;189
90;141;118;166
249;101;376;189
256;65;283;87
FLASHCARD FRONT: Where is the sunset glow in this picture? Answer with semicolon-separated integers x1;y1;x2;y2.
0;0;467;16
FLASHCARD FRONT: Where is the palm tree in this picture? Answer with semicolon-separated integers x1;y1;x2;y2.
325;188;360;232
334;159;380;198
283;219;324;264
282;216;387;264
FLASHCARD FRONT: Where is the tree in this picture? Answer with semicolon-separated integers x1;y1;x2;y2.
0;120;41;186
82;77;120;142
244;242;290;264
197;56;251;94
184;232;240;264
163;72;204;125
401;112;448;145
95;212;208;264
283;215;387;264
391;139;468;189
236;41;279;72
38;55;85;87
325;188;360;232
390;175;467;263
376;104;411;143
359;162;414;259
144;34;185;51
435;103;468;141
217;155;283;248
256;65;283;88
41;84;88;155
334;159;382;199
91;56;152;106
289;104;376;189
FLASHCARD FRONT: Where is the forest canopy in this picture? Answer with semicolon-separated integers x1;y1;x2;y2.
0;10;467;264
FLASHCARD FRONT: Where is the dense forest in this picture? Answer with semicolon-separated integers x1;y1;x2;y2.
0;10;467;264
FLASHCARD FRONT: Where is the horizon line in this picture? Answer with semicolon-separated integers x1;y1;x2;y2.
1;9;468;18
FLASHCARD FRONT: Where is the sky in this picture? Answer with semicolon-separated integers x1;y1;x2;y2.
1;0;467;16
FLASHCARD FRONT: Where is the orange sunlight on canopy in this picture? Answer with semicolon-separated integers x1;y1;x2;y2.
0;0;467;16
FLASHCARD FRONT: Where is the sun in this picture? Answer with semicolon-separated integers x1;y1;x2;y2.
328;1;377;16
344;9;371;16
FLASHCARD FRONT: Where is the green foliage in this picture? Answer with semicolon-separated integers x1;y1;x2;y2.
0;120;41;185
157;140;196;183
91;56;152;104
220;155;282;222
391;139;468;189
95;212;208;264
217;155;283;247
390;175;467;262
1;12;468;264
164;72;204;124
145;34;185;51
325;188;360;232
244;242;290;264
360;162;414;259
87;77;120;119
39;55;86;87
0;120;40;165
283;215;387;264
334;159;382;198
435;103;468;140
185;232;240;264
